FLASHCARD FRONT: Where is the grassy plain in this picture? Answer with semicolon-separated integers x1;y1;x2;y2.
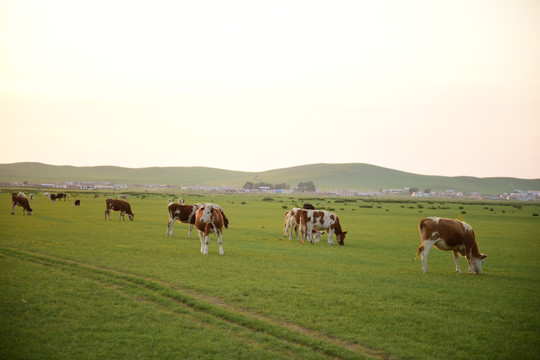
1;190;539;359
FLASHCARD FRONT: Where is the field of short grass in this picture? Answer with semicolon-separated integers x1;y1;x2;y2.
1;190;539;359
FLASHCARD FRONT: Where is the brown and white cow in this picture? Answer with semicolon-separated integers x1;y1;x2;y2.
297;209;347;245
11;194;33;215
166;203;202;237
105;198;134;221
283;208;323;242
417;217;487;274
195;203;227;255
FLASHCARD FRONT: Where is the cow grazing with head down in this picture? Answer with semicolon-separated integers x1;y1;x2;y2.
56;193;66;201
105;199;134;221
74;199;81;207
195;203;228;255
50;194;57;203
11;194;33;215
166;203;202;237
417;217;486;274
297;209;347;245
283;208;323;242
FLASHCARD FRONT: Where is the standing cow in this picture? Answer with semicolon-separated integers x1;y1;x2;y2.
105;199;134;221
195;203;227;255
283;208;323;242
11;194;33;215
417;217;486;274
166;203;202;237
298;209;347;245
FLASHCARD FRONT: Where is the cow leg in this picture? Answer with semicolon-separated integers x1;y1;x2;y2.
188;223;193;237
327;229;335;245
307;225;315;245
420;240;437;273
453;250;462;274
105;209;110;220
297;222;305;244
283;218;289;238
218;231;224;255
120;211;124;220
166;218;175;237
11;204;16;215
466;250;474;274
203;232;210;255
197;230;205;253
293;223;299;240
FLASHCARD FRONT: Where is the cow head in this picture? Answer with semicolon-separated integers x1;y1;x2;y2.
313;230;324;242
337;231;347;245
472;254;487;274
128;213;134;221
200;204;215;223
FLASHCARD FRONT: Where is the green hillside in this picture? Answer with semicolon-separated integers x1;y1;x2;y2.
1;162;539;195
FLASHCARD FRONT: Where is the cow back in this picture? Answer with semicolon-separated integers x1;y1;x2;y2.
419;217;482;258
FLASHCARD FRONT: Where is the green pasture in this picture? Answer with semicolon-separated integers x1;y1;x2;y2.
1;191;539;359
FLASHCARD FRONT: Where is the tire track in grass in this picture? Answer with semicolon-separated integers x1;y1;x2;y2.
1;247;394;360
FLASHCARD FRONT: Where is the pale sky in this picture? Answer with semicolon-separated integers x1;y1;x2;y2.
1;0;539;178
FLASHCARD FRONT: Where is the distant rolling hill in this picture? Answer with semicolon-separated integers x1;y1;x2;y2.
1;162;539;195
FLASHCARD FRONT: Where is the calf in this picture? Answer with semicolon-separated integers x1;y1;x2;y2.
195;203;227;255
105;199;134;221
56;193;66;201
417;217;486;274
50;194;57;203
283;208;323;242
166;203;201;237
298;209;347;245
11;194;33;215
74;199;81;207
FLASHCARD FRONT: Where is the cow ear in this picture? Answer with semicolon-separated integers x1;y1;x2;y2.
480;254;487;259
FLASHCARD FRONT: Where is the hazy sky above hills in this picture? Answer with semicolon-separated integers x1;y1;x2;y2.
1;0;539;178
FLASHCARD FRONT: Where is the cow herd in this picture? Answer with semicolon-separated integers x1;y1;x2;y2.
9;193;487;273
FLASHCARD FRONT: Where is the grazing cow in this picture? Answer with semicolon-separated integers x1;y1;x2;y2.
119;194;128;200
283;208;323;242
11;194;33;215
105;199;134;221
94;194;99;198
417;217;487;274
297;209;347;245
56;193;66;201
303;203;315;210
74;199;81;207
166;203;202;237
50;194;57;203
29;194;34;201
44;192;50;198
195;203;227;255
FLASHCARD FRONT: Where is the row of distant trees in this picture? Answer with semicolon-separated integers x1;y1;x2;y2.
243;181;316;192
